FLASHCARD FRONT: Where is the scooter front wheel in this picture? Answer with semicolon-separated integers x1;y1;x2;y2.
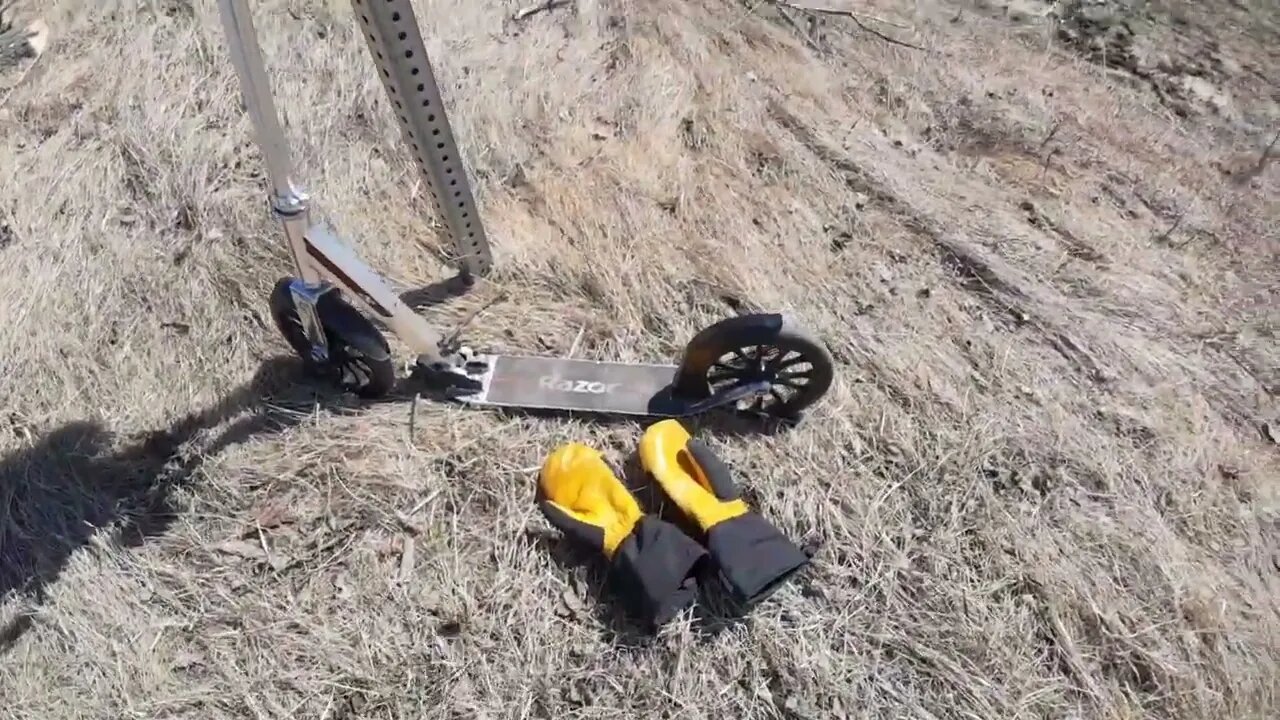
268;277;397;399
673;314;835;419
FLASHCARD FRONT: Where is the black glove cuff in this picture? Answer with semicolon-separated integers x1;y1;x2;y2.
706;512;809;607
609;516;708;630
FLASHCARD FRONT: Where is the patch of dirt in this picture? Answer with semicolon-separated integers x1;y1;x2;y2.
1052;0;1280;127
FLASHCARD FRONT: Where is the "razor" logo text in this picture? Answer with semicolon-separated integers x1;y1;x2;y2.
539;376;621;395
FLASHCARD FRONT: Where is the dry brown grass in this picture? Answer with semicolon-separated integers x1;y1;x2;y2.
2;0;1278;717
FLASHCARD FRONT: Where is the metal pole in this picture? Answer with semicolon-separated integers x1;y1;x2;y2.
351;0;494;279
217;0;320;285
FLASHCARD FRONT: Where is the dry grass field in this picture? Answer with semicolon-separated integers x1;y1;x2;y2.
2;0;1278;717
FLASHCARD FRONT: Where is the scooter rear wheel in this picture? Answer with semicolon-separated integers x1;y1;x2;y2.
674;314;835;419
268;277;397;399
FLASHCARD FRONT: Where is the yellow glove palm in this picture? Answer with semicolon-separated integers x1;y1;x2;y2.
538;442;643;558
638;419;748;532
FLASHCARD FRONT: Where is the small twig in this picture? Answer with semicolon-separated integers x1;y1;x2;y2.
397;537;416;582
1241;127;1279;181
408;490;441;516
256;527;272;561
1040;147;1060;181
1037;120;1063;181
513;0;570;22
1258;128;1280;170
1038;120;1062;151
775;5;825;53
407;392;420;441
440;290;509;353
1156;211;1184;244
772;1;924;51
566;326;585;358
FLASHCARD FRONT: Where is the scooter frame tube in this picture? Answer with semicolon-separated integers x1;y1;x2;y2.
216;0;493;371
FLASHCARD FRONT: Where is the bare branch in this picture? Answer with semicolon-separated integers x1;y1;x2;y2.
1155;211;1185;245
513;0;571;22
775;5;826;53
1253;128;1279;174
1038;120;1063;151
770;1;924;51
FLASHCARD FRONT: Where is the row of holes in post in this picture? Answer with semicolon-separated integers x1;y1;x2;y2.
352;0;483;257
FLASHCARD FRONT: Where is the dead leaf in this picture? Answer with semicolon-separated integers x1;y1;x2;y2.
395;511;427;536
557;587;586;618
302;519;356;563
588;116;614;141
333;571;353;600
397;537;416;582
1261;422;1278;446
214;539;266;561
172;648;205;671
377;534;405;557
266;548;291;572
251;500;292;529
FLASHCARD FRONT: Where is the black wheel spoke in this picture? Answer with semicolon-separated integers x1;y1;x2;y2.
708;362;740;381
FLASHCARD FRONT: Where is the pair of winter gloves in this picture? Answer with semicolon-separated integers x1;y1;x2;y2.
536;419;809;630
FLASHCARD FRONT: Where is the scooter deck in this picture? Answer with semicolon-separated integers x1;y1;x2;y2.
454;354;687;416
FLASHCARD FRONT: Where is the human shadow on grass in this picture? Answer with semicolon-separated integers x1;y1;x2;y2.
0;354;417;653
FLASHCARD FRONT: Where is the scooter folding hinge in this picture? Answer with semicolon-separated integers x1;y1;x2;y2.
410;353;488;396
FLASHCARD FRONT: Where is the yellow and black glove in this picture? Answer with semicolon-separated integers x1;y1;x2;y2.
639;419;809;608
537;442;709;630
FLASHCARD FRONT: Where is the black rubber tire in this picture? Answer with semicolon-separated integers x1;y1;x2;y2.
268;277;397;399
673;313;835;419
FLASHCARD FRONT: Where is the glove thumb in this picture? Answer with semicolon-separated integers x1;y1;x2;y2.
538;498;607;551
683;439;740;502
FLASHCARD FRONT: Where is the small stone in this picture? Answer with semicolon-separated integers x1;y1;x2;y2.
1262;422;1279;446
559;587;586;617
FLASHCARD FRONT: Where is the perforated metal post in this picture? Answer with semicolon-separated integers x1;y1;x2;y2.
351;0;493;279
